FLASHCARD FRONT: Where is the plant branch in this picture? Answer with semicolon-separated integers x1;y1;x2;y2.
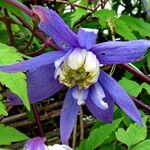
6;0;33;16
44;0;93;11
26;43;48;56
79;106;84;141
73;0;107;27
119;64;150;84
72;120;77;148
16;16;59;50
21;34;34;52
3;9;17;48
132;96;150;112
31;104;45;137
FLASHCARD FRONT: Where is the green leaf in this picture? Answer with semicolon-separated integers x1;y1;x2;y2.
71;0;88;27
0;101;8;116
0;43;30;110
121;15;150;37
141;82;150;94
147;51;150;71
0;124;28;145
131;139;150;150
93;9;136;40
75;140;86;150
119;77;142;97
93;9;116;28
112;18;137;40
84;118;123;150
116;116;148;148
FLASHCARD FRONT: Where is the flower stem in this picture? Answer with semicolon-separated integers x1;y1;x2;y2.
6;0;33;16
72;120;77;148
120;64;150;84
79;106;84;141
31;104;45;137
132;96;150;112
16;16;59;50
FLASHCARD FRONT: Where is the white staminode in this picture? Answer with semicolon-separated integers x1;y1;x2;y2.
55;48;100;89
81;28;98;34
67;48;87;70
46;144;72;150
84;51;100;72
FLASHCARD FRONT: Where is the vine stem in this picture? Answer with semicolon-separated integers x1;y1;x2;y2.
16;16;59;50
31;104;45;137
44;0;93;11
132;96;150;112
79;106;84;141
72;120;77;148
3;8;17;48
119;64;150;84
6;0;33;16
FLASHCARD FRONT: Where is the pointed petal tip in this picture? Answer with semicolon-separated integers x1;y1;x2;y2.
99;70;145;127
135;116;144;126
32;5;78;48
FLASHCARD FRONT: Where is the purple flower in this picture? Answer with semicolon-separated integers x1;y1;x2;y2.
0;6;150;144
23;137;45;150
142;0;150;16
23;137;72;150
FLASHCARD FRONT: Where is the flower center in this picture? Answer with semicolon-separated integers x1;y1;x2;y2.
55;48;100;89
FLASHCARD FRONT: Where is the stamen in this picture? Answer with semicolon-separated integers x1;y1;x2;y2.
55;48;100;89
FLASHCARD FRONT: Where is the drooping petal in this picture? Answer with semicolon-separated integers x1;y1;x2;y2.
0;51;65;73
90;83;108;110
8;64;63;104
77;28;98;50
99;70;143;125
60;88;79;144
23;137;45;150
86;91;114;123
91;40;150;64
33;6;79;48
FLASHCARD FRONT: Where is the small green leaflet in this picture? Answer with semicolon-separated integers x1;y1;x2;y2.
0;43;30;110
116;116;148;148
119;77;150;97
0;101;8;116
119;77;142;97
71;0;88;27
0;124;28;145
121;15;150;37
93;9;136;40
147;50;150;71
131;139;150;150
76;118;123;150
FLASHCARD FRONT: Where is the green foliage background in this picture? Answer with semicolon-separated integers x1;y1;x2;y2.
0;0;150;149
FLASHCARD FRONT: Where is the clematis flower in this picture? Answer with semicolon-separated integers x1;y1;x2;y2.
0;6;150;144
23;137;72;150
